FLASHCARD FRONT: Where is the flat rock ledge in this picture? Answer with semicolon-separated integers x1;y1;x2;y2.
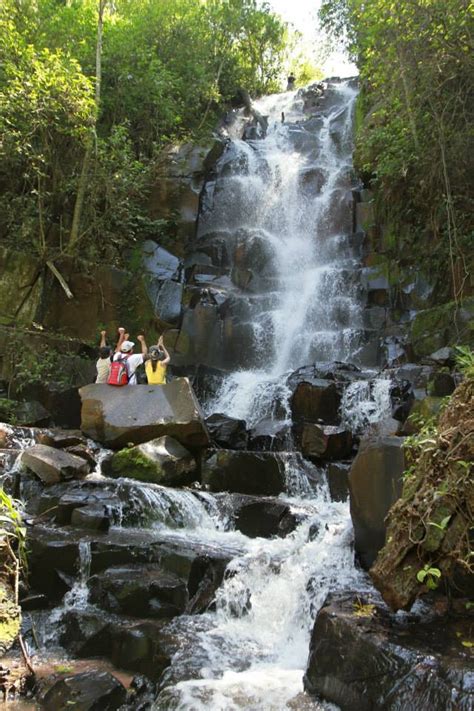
304;592;474;711
79;379;210;450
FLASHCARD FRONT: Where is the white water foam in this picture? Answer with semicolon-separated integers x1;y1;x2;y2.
206;82;362;424
341;377;392;432
155;478;365;709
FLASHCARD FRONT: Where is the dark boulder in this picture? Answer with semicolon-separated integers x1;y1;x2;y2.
304;592;474;711
79;379;210;450
290;379;341;425
202;450;287;496
88;564;188;619
247;418;291;451
234;498;297;538
296;423;353;460
27;529;80;600
349;435;405;569
429;371;456;397
186;555;228;614
205;413;248;450
42;671;127;711
326;462;351;502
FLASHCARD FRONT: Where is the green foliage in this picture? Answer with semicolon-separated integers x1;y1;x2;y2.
416;564;441;590
0;489;27;577
455;346;474;379
0;0;290;263
320;0;474;301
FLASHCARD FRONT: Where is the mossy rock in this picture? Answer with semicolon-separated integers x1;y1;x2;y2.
107;436;196;486
410;298;474;357
0;247;43;327
0;580;21;657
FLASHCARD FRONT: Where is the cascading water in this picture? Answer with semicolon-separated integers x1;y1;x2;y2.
204;81;364;426
149;80;369;709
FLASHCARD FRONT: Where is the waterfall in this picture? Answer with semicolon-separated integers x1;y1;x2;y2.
153;80;368;709
204;82;363;425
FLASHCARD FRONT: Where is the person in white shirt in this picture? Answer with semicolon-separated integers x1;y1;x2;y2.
112;333;148;385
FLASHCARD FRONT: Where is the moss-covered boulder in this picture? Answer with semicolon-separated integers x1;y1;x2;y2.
0;579;21;658
370;378;474;610
410;298;474;358
106;436;196;486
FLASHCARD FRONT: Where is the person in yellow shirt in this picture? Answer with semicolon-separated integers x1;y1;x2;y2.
144;335;170;385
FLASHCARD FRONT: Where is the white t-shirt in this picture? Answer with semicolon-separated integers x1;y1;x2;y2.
96;357;111;383
113;352;144;385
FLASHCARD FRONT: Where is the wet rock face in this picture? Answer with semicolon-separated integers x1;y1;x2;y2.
304;592;474;711
205;413;248;450
349;435;405;569
290;379;341;425
88;565;188;619
79;379;210;450
21;444;89;485
233;498;297;538
105;436;196;486
202;450;287;496
296;423;353;460
41;670;127;711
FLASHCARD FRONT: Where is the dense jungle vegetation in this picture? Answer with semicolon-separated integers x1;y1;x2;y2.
320;0;474;302
0;0;293;264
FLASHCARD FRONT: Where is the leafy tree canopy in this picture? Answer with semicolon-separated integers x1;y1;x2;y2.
320;0;474;301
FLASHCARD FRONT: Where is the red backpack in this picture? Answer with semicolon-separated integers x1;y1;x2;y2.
107;356;129;386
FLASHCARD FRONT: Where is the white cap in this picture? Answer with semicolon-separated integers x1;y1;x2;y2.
120;340;134;352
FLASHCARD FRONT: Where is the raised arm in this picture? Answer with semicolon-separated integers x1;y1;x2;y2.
137;334;148;356
158;335;171;365
115;327;126;353
99;330;107;348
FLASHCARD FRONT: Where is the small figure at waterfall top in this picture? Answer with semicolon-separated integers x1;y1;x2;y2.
286;74;296;91
144;335;170;385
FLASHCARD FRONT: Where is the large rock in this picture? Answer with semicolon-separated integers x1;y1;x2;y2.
88;564;188;619
205;413;248;450
202;450;287;496
79;379;210;450
304;592;474;711
290;379;341;425
41;671;127;711
349;435;406;568
296;423;353;460
247;418;290;451
105;436;196;486
233;497;297;538
21;444;89;484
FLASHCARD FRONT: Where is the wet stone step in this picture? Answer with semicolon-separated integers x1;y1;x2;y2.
26;525;238;605
59;610;181;682
304;591;474;711
201;449;287;496
88;565;188;619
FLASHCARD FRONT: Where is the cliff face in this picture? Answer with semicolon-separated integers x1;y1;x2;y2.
353;190;474;364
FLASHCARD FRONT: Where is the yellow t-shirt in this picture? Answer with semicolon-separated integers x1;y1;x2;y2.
145;360;167;384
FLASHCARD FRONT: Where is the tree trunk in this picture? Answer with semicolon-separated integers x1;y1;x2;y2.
68;0;106;254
